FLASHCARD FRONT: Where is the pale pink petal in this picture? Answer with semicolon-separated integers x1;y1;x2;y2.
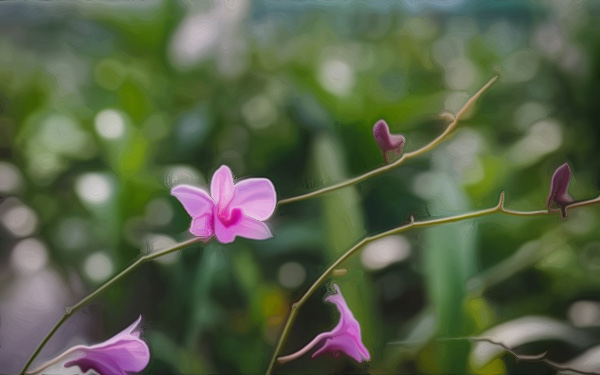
93;315;142;348
311;334;365;363
214;209;272;244
65;339;150;374
65;316;150;374
211;165;235;208
190;213;214;237
230;178;277;220
171;185;214;217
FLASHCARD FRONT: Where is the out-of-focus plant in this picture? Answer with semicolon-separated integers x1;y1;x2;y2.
3;2;600;375
17;75;600;375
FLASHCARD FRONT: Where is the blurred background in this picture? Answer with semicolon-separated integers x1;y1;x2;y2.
1;0;600;374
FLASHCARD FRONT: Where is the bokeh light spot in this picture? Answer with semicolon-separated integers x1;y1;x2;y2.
75;173;113;205
318;57;355;96
95;109;125;140
361;235;411;271
145;234;178;264
1;200;38;238
277;262;306;289
11;238;48;275
569;301;600;327
84;251;114;282
41;114;89;156
0;162;22;193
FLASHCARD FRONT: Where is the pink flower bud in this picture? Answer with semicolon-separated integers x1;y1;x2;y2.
547;163;574;219
373;119;405;164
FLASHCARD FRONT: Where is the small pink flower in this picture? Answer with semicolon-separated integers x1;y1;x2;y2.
547;163;574;219
278;284;370;364
373;119;405;164
64;316;150;375
171;165;277;244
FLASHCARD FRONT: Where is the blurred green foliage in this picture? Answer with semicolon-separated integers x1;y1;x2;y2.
2;1;600;374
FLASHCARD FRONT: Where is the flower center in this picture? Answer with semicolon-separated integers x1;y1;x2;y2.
217;207;242;228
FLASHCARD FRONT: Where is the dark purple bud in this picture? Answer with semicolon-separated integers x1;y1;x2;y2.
547;163;574;219
373;120;405;164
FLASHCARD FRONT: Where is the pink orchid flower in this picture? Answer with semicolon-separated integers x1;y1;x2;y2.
547;163;574;219
27;316;150;375
373;119;405;164
278;284;371;365
171;165;277;244
64;316;149;375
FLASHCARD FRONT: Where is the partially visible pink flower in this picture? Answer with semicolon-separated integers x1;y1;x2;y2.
547;163;574;219
373;119;405;164
171;165;277;244
278;284;370;365
64;316;149;375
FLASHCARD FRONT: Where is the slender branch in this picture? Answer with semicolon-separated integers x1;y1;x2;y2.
277;76;498;206
265;193;600;373
441;336;600;375
19;237;203;375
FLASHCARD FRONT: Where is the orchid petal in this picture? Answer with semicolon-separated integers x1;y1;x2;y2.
190;213;214;237
214;209;272;244
211;165;235;208
230;178;277;220
66;352;125;375
96;315;142;348
311;334;365;363
171;185;214;218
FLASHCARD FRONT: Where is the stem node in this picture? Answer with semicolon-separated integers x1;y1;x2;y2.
497;191;506;211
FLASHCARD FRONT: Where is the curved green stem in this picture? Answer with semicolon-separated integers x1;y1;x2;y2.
277;75;498;206
265;193;600;374
19;237;203;375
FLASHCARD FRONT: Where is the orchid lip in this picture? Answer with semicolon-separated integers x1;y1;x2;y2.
218;207;243;228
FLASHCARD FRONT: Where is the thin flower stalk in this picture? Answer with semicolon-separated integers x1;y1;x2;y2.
277;75;498;206
19;237;202;375
441;336;600;375
265;193;600;374
21;77;498;375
